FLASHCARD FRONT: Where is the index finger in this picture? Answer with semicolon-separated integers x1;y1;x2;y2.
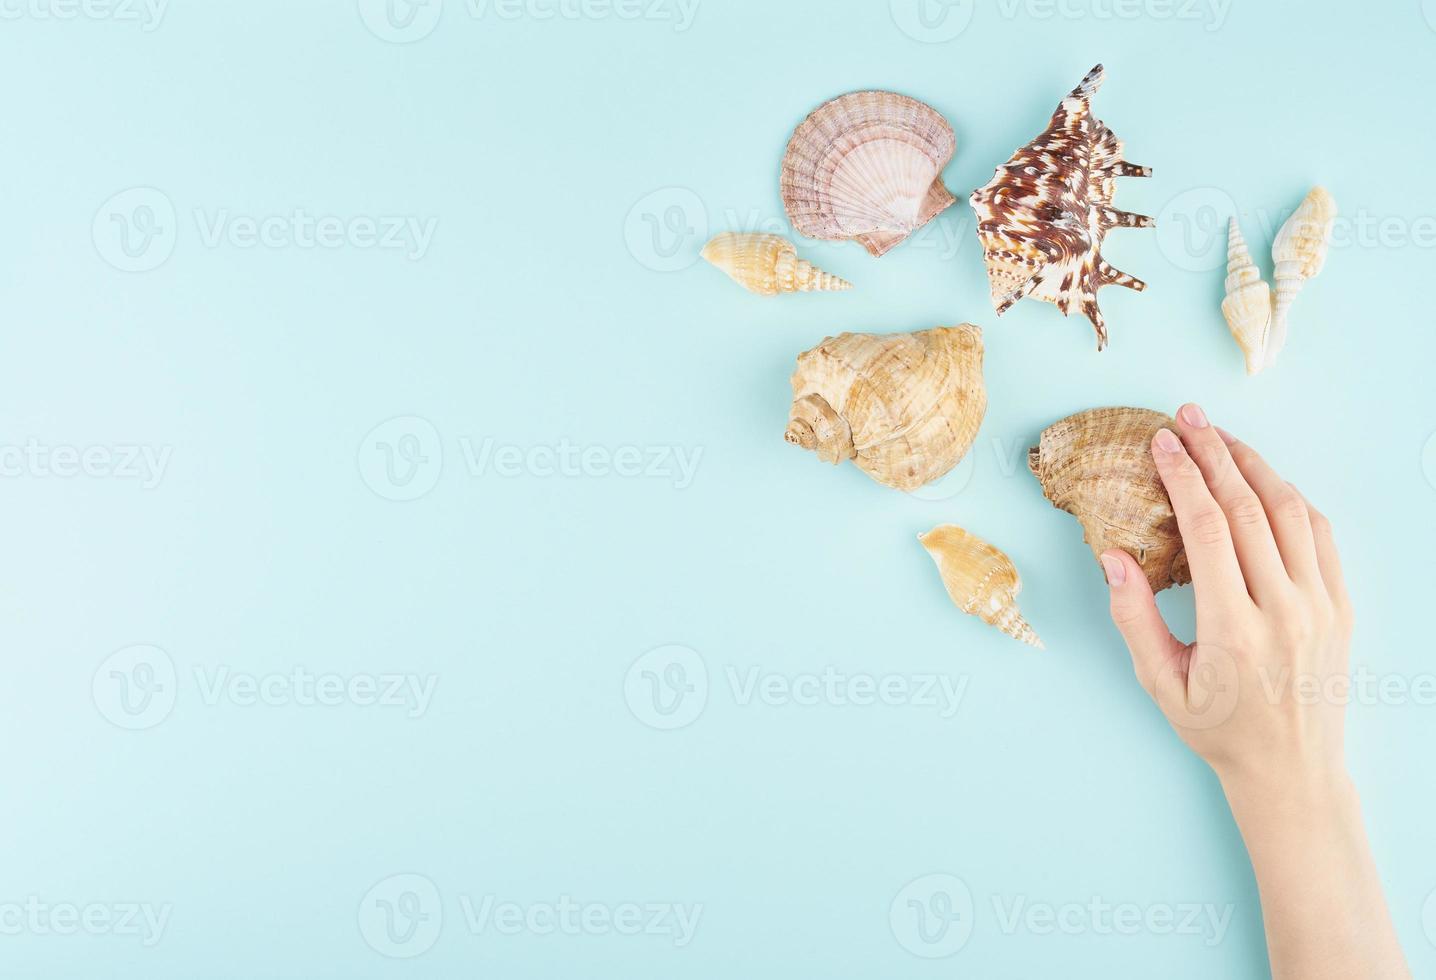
1150;427;1250;609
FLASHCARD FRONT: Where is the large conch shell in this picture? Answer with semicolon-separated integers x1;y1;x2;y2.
919;525;1044;649
1267;186;1336;369
1028;407;1191;593
781;91;956;258
969;65;1153;350
701;232;852;295
785;325;986;491
1221;217;1275;375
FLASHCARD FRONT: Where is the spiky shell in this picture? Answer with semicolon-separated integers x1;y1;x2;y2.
1221;217;1275;375
1267;186;1337;369
701;232;852;295
969;64;1152;351
1028;407;1191;593
781;91;956;258
785;325;986;491
919;525;1043;649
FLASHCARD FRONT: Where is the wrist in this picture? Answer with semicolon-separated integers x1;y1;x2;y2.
1218;765;1359;832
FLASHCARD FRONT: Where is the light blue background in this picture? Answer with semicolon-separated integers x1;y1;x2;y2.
2;0;1434;976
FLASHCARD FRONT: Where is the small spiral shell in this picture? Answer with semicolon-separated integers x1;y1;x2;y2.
701;232;852;296
1221;217;1274;375
919;525;1043;649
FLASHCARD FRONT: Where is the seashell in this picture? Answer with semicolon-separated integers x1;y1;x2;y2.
969;65;1153;351
1028;407;1191;593
1220;217;1275;375
1267;186;1337;370
701;232;852;295
786;325;986;492
919;524;1044;649
781;91;956;258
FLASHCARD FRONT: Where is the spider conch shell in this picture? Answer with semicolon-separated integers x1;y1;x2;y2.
701;232;852;295
970;64;1153;351
1028;407;1191;593
781;91;956;258
785;325;986;492
1221;217;1275;375
1267;186;1337;369
919;524;1044;649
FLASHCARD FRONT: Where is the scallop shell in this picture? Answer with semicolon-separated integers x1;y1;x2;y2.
1267;186;1337;370
1221;217;1275;375
781;91;956;258
785;325;986;491
970;65;1153;351
1028;407;1191;593
701;232;852;295
919;524;1044;649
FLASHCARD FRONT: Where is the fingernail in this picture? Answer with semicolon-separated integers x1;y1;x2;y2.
1179;404;1209;428
1100;554;1127;586
1153;428;1182;454
1215;427;1236;446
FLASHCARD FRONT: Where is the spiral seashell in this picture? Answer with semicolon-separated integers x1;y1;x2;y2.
781;91;956;258
970;65;1153;351
1267;186;1337;370
701;232;852;295
785;325;986;491
1028;407;1191;593
1221;217;1275;375
919;525;1044;649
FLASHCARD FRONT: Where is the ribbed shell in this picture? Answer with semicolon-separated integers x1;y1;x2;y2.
1221;217;1274;375
701;232;852;295
969;65;1152;350
919;525;1044;649
781;91;956;258
1267;186;1336;369
785;325;986;491
1028;407;1191;593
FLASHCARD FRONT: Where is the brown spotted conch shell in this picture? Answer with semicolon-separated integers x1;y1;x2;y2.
1221;217;1275;375
1267;186;1337;369
970;65;1152;350
781;91;956;258
919;525;1043;649
785;325;986;491
1028;407;1191;593
701;232;852;295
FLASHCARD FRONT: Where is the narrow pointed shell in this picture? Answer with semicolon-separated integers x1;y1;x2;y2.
919;525;1043;649
969;64;1153;351
1267;186;1336;369
1220;217;1274;375
785;325;986;491
1028;407;1191;593
781;91;956;258
701;232;852;295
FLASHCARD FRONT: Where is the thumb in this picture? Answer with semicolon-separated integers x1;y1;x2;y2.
1100;550;1185;700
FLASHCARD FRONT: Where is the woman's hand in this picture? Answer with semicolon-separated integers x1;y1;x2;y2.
1101;402;1408;980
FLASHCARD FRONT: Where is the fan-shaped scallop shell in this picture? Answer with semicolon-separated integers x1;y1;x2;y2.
970;65;1153;350
701;232;852;295
1028;407;1191;593
781;91;956;258
919;525;1044;649
785;325;986;491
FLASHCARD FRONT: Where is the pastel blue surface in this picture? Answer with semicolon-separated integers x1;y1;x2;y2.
2;1;1434;976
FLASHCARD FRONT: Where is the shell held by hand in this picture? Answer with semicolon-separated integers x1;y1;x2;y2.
785;325;986;492
781;91;957;258
701;232;852;296
1028;407;1191;593
969;64;1153;351
1221;217;1275;375
919;525;1044;649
